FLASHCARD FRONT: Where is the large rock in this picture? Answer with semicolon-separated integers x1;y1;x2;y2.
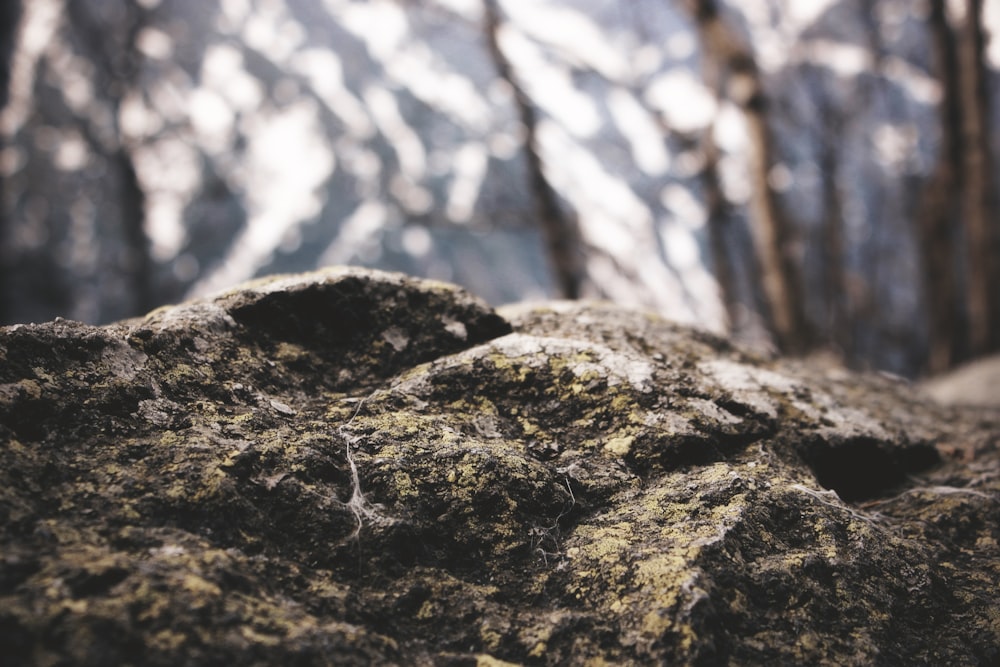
1;267;997;665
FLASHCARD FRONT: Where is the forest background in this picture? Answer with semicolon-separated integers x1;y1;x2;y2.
0;0;998;378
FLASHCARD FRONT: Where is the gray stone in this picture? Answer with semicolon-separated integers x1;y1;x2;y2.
0;267;997;665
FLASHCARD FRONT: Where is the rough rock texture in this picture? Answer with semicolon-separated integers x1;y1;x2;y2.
1;267;998;666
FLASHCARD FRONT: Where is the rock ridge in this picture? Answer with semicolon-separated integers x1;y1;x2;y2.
0;267;997;665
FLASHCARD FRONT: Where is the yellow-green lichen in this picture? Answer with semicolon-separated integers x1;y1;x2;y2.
3;270;997;666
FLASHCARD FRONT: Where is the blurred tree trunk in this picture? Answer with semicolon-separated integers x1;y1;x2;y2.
682;0;812;354
921;0;999;372
482;0;583;300
0;0;22;323
65;0;153;316
700;128;741;330
818;112;849;359
957;0;1000;357
695;46;751;337
0;1;19;112
920;0;963;373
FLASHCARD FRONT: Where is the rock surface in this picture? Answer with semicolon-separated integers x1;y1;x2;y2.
920;354;1000;408
1;267;998;665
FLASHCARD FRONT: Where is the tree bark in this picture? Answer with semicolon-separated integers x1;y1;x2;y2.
0;0;22;324
482;0;583;300
818;113;848;360
693;50;743;335
700;129;741;331
64;0;153;317
916;0;963;373
957;0;1000;357
681;0;812;353
919;0;999;372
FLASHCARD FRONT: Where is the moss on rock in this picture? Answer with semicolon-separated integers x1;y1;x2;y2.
0;267;997;665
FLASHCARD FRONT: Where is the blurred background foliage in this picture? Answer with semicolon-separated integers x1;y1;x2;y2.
0;0;998;378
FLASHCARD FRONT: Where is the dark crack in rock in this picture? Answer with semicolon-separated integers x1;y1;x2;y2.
0;268;998;665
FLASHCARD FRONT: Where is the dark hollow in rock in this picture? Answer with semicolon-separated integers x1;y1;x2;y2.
802;436;943;502
0;267;997;666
